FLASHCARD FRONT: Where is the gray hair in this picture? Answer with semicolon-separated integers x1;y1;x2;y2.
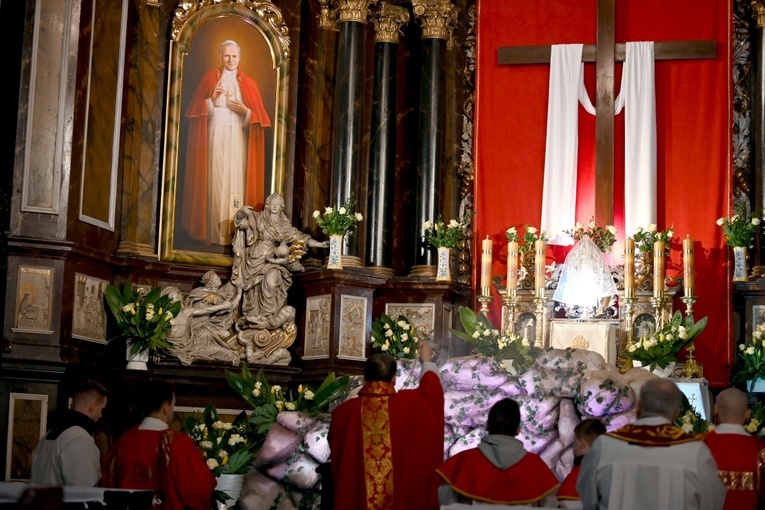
638;378;682;420
219;40;241;56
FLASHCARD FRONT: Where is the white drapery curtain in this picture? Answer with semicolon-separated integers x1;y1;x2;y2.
615;41;657;239
540;42;656;243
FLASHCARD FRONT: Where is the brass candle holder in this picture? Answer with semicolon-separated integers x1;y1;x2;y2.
681;294;702;378
534;294;546;347
618;293;636;374
502;287;518;337
477;294;493;316
650;293;667;331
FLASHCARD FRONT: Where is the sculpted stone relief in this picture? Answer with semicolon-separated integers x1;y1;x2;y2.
164;193;328;366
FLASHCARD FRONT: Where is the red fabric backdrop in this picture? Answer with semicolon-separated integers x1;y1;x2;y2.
474;0;732;386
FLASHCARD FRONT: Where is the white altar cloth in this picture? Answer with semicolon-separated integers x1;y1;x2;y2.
550;320;617;365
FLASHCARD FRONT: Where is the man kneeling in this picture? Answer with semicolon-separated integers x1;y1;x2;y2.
437;398;559;507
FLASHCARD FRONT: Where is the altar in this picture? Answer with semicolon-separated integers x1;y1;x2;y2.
550;320;618;365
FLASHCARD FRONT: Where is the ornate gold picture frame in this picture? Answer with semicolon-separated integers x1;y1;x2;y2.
160;1;290;266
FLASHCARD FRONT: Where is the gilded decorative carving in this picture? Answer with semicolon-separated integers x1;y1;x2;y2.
734;0;754;208
371;2;410;44
385;303;436;341
752;0;765;27
171;0;290;60
318;0;340;31
412;0;457;40
337;0;377;24
13;266;53;334
73;274;107;342
338;295;367;360
304;295;332;359
456;2;475;284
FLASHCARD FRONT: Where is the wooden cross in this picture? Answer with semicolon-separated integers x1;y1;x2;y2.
497;0;716;226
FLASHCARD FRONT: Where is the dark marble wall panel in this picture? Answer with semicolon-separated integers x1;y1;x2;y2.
80;0;125;224
294;1;338;240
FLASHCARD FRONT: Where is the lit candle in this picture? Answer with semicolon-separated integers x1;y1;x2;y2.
507;241;519;297
535;239;546;297
481;236;493;294
653;240;665;298
683;236;695;297
624;238;635;298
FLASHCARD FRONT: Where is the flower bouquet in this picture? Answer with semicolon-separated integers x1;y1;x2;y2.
104;281;181;354
633;224;674;254
450;306;542;373
744;401;765;436
732;322;765;387
313;198;363;237
183;403;256;477
371;314;419;359
422;217;465;249
624;310;708;371
507;225;549;254
674;395;711;435
716;207;761;248
564;218;617;253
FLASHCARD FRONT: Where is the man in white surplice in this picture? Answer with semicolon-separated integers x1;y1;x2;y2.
577;378;725;510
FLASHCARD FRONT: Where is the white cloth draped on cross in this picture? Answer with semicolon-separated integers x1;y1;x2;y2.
540;42;657;245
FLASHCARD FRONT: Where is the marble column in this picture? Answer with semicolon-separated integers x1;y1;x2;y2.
366;3;410;278
330;0;377;268
410;0;457;275
117;0;168;258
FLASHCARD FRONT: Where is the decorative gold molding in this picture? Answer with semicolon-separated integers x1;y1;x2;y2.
318;0;340;31
752;0;765;28
171;1;290;60
145;0;161;6
412;0;457;40
337;0;377;24
371;2;410;44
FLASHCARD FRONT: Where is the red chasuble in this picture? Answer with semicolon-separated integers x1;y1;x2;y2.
557;464;581;501
328;370;444;510
705;431;765;510
182;68;271;242
102;428;216;510
436;447;559;505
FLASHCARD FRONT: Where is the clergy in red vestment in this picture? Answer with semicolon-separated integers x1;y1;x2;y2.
102;381;216;510
557;418;606;508
705;387;765;510
182;39;271;246
437;398;560;507
328;341;444;510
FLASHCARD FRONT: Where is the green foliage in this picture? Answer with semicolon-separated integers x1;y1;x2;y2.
506;225;549;254
717;207;761;248
370;314;419;359
450;306;542;373
564;218;618;253
182;402;256;477
633;224;674;254
225;363;350;436
422;217;465;249
104;281;181;353
624;310;708;370
733;322;765;384
745;401;765;436
673;395;710;434
313;198;363;236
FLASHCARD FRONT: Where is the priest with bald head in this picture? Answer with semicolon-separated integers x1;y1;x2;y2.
705;387;765;510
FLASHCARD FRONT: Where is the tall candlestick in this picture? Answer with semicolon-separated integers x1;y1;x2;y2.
507;241;519;296
683;236;695;297
535;239;546;296
481;236;493;294
653;240;665;297
624;238;635;298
